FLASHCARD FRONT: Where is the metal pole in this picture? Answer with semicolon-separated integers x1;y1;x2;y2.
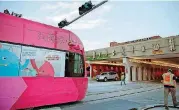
61;0;108;28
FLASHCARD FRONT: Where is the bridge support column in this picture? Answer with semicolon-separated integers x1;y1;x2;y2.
90;64;94;78
143;67;147;81
132;66;137;81
138;66;142;81
150;67;154;80
148;67;151;81
123;57;131;82
153;67;156;80
90;64;92;78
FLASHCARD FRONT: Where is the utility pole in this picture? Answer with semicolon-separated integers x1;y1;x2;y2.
58;0;108;28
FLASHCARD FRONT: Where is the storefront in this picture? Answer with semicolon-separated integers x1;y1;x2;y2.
85;61;125;79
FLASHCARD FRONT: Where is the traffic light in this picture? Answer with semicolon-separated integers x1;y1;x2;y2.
58;19;68;28
79;1;93;15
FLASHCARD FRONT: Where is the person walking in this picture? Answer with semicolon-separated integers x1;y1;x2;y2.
121;72;126;86
161;68;178;109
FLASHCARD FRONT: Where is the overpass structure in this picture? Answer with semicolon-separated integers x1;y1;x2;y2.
85;35;179;82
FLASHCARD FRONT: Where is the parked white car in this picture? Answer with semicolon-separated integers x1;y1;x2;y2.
96;71;119;82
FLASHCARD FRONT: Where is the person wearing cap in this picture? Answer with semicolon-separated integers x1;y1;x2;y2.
161;68;178;108
121;72;126;86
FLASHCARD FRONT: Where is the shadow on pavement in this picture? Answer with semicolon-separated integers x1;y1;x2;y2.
139;105;179;110
30;101;82;110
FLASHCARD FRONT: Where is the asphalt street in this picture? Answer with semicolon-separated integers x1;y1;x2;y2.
37;80;179;110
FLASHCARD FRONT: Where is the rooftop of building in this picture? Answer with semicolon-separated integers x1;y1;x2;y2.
110;36;161;47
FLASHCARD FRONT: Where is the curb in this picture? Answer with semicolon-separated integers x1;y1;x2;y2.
138;104;179;110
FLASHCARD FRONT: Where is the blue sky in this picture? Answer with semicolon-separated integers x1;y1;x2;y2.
0;1;179;51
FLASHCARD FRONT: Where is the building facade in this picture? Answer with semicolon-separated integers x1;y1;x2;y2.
85;35;179;82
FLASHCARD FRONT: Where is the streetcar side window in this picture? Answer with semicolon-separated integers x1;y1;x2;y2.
65;52;84;77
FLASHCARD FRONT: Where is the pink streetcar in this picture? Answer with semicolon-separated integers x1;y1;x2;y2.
0;12;88;110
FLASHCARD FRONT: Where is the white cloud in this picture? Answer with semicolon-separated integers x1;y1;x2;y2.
40;2;82;11
46;10;78;23
23;1;112;32
23;16;45;23
93;5;112;15
65;19;107;30
39;3;59;10
106;27;113;30
82;39;108;51
38;1;112;30
39;1;111;12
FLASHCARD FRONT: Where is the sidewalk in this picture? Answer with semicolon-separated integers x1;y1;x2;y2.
87;77;133;85
87;78;179;88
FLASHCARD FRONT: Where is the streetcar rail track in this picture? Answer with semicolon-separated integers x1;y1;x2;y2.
58;86;163;110
37;84;163;110
86;85;162;96
84;87;162;103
